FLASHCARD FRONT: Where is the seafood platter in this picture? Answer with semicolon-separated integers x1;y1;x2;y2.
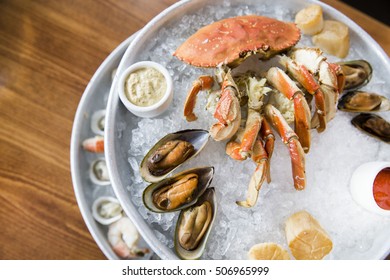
72;0;390;260
71;35;155;260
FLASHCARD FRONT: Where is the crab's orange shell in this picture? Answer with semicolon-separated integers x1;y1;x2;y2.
174;15;301;68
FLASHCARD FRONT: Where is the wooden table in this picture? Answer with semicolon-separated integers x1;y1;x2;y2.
0;0;389;260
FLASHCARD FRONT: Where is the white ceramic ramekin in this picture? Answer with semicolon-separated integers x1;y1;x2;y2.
118;61;173;118
350;161;390;216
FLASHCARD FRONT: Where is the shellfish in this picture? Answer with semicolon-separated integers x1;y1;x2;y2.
92;196;123;225
338;91;390;112
143;166;214;212
351;113;390;143
174;188;216;259
140;129;209;182
89;158;110;186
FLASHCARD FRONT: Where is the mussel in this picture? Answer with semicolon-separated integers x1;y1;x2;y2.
351;113;390;143
338;91;390;112
174;188;216;260
140;129;209;182
338;60;372;91
143;166;214;213
92;196;123;225
89;158;110;185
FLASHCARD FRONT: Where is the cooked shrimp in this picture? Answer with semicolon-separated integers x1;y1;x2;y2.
82;136;104;153
107;217;149;259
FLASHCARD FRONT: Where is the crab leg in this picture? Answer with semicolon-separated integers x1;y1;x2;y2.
209;71;241;141
290;48;341;123
184;76;214;122
239;109;262;158
264;104;306;190
226;128;247;161
260;118;274;183
236;138;269;208
266;67;311;153
279;56;327;132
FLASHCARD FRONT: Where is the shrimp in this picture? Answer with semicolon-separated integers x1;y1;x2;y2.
107;217;150;259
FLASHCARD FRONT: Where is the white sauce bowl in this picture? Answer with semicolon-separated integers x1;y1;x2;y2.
118;61;173;118
350;161;390;216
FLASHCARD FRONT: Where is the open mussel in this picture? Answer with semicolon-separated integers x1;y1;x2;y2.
351;113;390;143
174;188;217;260
338;91;390;113
338;60;372;91
143;166;214;213
140;129;209;182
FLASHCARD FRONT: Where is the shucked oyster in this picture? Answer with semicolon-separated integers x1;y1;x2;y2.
140;129;209;182
351;113;390;143
338;91;390;112
143;166;214;212
174;188;217;259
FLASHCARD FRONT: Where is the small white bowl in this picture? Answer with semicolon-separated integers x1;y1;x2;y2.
118;61;173;118
350;161;390;216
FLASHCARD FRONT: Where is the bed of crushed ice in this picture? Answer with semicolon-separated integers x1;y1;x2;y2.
119;1;390;259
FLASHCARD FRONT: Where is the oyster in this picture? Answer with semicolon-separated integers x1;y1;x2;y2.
351;113;390;143
174;188;216;260
338;91;390;112
89;158;110;185
338;60;372;91
140;129;209;182
143;166;214;212
92;196;123;225
91;109;105;136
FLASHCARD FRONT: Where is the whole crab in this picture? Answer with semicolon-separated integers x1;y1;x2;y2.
174;15;346;207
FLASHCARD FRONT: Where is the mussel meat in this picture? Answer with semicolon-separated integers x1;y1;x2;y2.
147;140;195;176
178;200;212;251
351;113;390;143
338;60;372;91
140;129;209;182
338;91;390;112
174;188;216;260
153;173;198;210
90;158;110;185
143;166;214;213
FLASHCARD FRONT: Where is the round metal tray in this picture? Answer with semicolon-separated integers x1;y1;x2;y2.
105;0;390;260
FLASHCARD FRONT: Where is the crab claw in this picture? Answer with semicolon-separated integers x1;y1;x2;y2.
236;138;269;208
209;72;241;141
184;76;214;122
266;67;311;153
226;128;247;161
264;104;306;190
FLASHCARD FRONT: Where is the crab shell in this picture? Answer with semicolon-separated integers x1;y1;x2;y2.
174;15;301;68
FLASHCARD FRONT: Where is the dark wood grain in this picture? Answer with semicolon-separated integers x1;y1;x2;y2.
0;0;388;260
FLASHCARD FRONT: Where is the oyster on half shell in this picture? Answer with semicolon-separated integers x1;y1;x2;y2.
140;129;209;183
143;166;214;213
174;188;217;260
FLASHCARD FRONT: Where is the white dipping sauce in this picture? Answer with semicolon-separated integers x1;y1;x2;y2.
125;67;167;107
